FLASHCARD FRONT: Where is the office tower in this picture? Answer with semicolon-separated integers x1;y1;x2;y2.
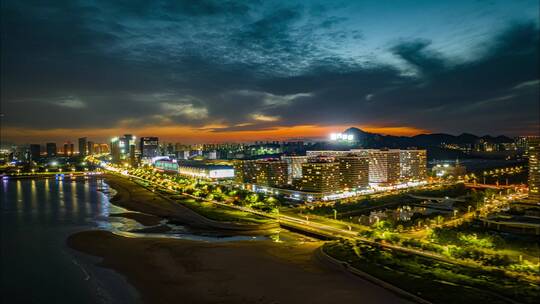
399;150;427;181
78;137;87;156
110;134;136;163
111;137;121;163
298;159;339;193
368;149;400;185
140;137;159;159
338;155;369;190
46;143;57;157
528;137;540;202
29;144;41;161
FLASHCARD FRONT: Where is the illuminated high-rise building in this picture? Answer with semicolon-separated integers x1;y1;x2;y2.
367;149;400;185
528;137;540;202
338;155;369;190
140;137;159;159
110;134;136;164
299;158;339;193
255;159;289;187
234;159;288;187
281;156;309;183
399;150;427;181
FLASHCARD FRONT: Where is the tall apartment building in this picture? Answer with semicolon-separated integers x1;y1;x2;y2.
281;156;309;183
63;143;74;156
234;160;256;184
234;159;288;187
87;141;94;155
367;149;401;185
254;160;289;187
298;159;340;193
528;137;540;202
338;155;369;190
78;137;87;156
399;150;427;181
29;144;41;161
46;142;57;157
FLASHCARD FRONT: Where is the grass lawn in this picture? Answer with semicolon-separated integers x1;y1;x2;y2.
175;197;272;225
323;241;539;304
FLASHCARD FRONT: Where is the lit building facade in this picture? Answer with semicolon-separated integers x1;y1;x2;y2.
178;162;234;179
367;149;400;185
528;137;540;202
306;150;351;158
399;150;427;181
299;159;340;193
281;156;309;183
432;161;466;178
338;155;369;190
140;137;159;159
234;159;288;187
154;159;179;172
110;134;136;164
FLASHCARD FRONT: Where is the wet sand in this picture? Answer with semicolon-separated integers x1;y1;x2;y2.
68;230;411;304
109;212;162;226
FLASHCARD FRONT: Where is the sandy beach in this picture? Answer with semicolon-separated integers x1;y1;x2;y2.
104;174;277;232
68;230;411;304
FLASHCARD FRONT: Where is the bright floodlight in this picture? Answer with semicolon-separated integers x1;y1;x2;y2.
330;132;353;141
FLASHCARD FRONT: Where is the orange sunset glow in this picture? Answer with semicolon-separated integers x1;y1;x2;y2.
1;124;429;144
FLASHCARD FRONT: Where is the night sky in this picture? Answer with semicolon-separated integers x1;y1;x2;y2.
1;0;539;143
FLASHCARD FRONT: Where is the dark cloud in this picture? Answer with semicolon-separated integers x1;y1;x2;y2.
1;0;538;139
390;39;446;75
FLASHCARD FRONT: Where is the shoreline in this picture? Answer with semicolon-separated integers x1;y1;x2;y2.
103;174;278;233
67;230;412;304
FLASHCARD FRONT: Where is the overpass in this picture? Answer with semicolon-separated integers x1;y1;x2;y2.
464;183;519;190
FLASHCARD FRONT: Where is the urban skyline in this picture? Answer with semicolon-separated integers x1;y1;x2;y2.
1;1;539;304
